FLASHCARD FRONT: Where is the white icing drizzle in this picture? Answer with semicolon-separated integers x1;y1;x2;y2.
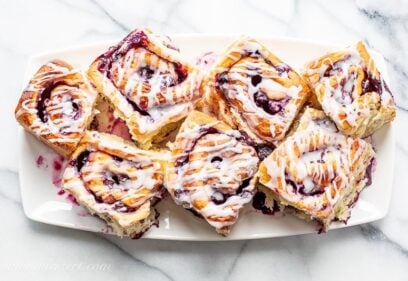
307;42;395;129
168;123;259;231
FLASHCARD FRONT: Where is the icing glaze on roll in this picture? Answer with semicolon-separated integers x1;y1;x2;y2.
166;111;259;235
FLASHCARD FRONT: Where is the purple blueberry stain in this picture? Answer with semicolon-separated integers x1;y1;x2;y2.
211;192;226;205
72;150;90;171
255;144;274;161
274;64;291;75
137;66;155;80
251;75;262;87
36;81;65;123
160;74;176;88
253;91;289;115
210;156;223;163
252;191;280;215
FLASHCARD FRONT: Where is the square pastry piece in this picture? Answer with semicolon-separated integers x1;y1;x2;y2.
15;60;98;157
303;41;396;138
200;37;311;145
88;28;202;149
257;129;375;231
165;111;260;235
62;131;166;238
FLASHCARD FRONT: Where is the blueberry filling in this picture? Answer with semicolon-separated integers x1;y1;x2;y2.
211;192;226;205
255;144;274;161
112;155;124;162
95;173;131;205
286;177;325;196
365;158;375;186
71;102;81;120
362;70;382;94
36;81;65;122
245;49;262;58
209;177;252;205
136;66;177;89
72;150;90;171
215;72;229;92
274;64;291;75
252;191;280;215
211;156;223;163
97;30;150;76
174;127;219;167
263;58;291;75
253;91;288;115
173;189;186;199
298;183;325;196
112;201;136;213
159;74;176;88
323;55;351;77
251;75;262;87
103;173;130;187
323;55;392;101
337;76;356;104
236;178;251;195
137;66;155;80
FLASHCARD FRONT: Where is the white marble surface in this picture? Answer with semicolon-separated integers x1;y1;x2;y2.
1;0;408;280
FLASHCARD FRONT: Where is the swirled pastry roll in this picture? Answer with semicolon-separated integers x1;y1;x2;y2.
258;129;375;231
62;131;166;238
303;41;396;138
88;28;202;149
165;111;260;235
15;60;98;157
200;37;311;145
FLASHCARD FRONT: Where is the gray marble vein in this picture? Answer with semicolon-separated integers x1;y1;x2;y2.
224;241;249;281
88;0;131;33
360;224;408;258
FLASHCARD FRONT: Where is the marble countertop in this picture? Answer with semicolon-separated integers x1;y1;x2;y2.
1;0;408;280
